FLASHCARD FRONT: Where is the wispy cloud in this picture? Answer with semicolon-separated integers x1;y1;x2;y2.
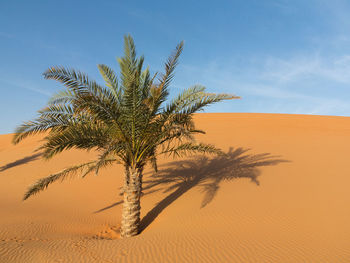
0;79;51;97
0;30;83;62
0;31;14;39
261;54;350;84
176;49;350;116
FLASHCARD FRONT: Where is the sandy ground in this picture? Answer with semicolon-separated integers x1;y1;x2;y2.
0;113;350;262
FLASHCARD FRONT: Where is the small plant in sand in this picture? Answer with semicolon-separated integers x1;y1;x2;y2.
13;35;239;238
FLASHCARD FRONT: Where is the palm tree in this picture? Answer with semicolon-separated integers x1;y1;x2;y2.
13;35;239;238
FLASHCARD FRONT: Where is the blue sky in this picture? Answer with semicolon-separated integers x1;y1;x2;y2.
1;0;350;134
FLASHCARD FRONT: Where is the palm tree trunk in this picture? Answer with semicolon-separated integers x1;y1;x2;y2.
120;167;142;238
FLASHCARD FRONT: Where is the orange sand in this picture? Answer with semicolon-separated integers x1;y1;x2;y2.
0;113;350;262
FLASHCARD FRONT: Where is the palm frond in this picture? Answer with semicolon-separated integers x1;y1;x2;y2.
40;121;109;159
48;89;76;105
23;161;97;200
158;41;184;92
14;35;240;205
13;111;75;144
160;142;223;158
180;92;240;115
97;64;120;102
44;66;92;91
44;66;117;110
94;144;124;174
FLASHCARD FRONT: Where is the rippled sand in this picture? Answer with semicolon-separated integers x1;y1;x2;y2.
1;113;350;262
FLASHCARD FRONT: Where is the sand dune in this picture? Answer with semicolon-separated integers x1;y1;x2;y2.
1;113;350;262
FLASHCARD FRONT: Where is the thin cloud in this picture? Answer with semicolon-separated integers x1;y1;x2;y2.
1;79;51;97
176;49;350;117
261;54;350;84
0;31;14;39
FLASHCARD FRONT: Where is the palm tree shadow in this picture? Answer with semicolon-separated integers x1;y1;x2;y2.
93;188;162;214
0;153;42;172
139;147;289;233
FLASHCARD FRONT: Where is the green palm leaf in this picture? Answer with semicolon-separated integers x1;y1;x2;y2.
14;34;240;238
23;161;97;200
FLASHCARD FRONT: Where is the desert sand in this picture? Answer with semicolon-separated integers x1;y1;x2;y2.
0;113;350;262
